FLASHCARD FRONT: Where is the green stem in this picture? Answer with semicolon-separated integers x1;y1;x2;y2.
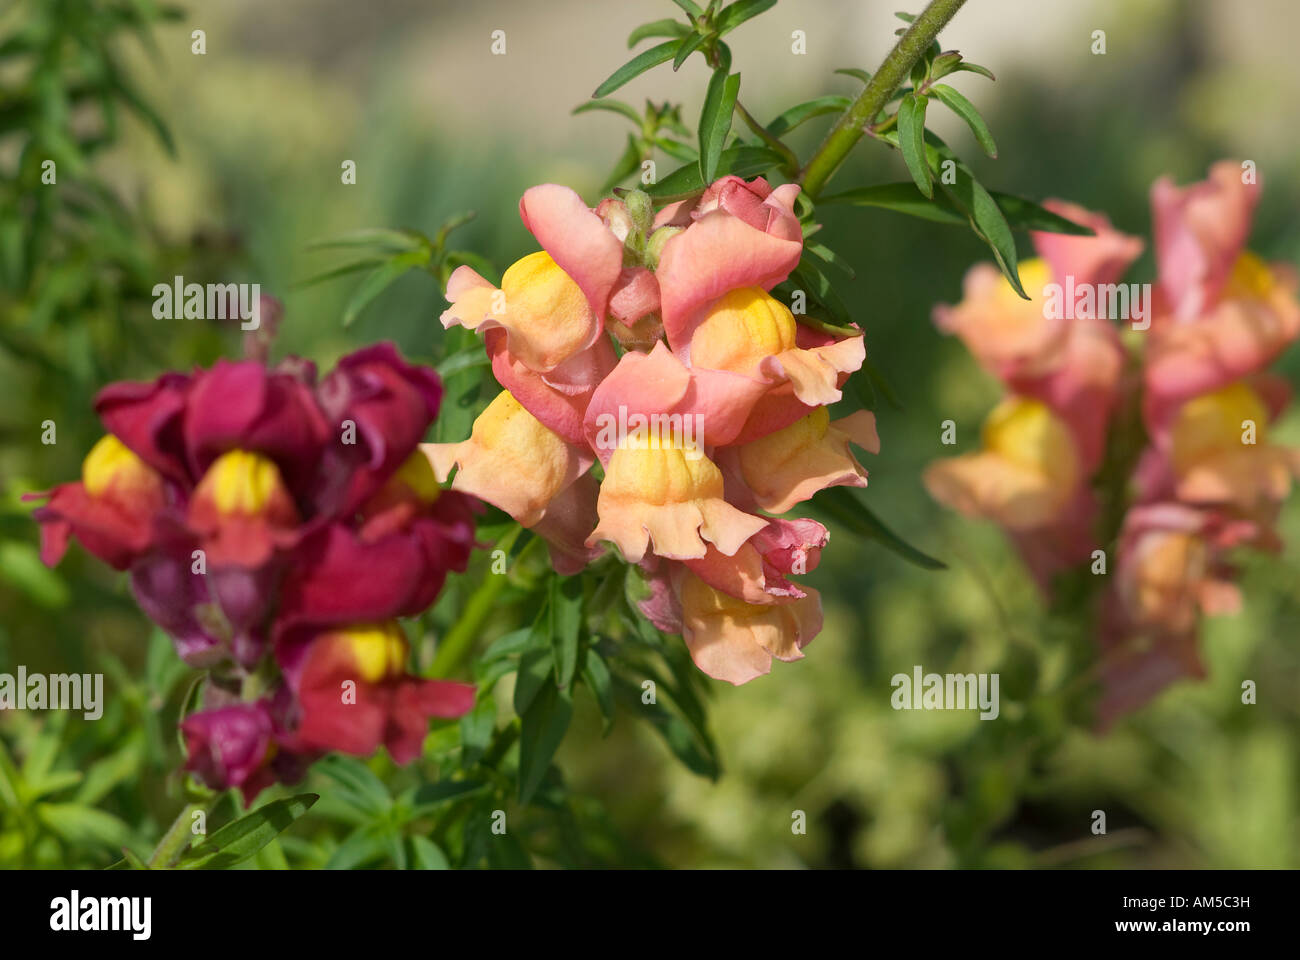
733;99;799;174
147;799;209;868
799;0;970;197
429;529;539;677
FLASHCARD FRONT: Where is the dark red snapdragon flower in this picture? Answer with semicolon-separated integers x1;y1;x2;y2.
30;341;481;801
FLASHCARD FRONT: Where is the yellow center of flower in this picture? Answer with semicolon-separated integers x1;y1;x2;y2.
738;407;829;476
389;450;441;504
603;436;723;506
688;287;798;374
498;250;592;360
199;449;288;515
82;434;158;498
1171;381;1268;475
1222;251;1275;300
467;390;573;491
336;621;409;683
982;396;1079;485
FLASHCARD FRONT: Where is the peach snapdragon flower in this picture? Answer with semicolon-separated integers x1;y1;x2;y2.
427;176;873;683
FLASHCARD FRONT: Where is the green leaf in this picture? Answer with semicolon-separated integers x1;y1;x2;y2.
765;95;852;137
654;137;699;163
806;242;855;278
819;182;966;223
698;69;740;183
614;675;718;779
627;18;691;48
178;794;319;869
293;257;386;290
411;779;488;814
897;93;931;198
0;540;68;607
672;30;710;70
930;136;1025;297
716;0;778;35
820;183;1093;235
410;835;450;869
987;193;1093;235
930;83;997;158
435;347;493;379
581;647;616;735
814;487;945;570
572;99;643;125
593;39;679;98
647;145;784;200
480;626;539;663
36;803;132;848
314;755;391;816
306;227;423;253
517;683;573;805
551;576;583;689
603;133;647;193
513;644;554;717
953;61;996;81
342;249;430;327
834;67;872;83
670;0;705;18
325;823;390;870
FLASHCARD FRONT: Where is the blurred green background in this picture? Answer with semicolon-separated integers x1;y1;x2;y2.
2;0;1299;868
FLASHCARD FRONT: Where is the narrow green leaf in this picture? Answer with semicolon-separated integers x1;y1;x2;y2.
551;576;583;689
411;779;488;813
513;639;554;718
593;39;679;98
930;83;997;158
698;69;741;184
572;99;643;125
292;257;386;290
410;835;450;869
314;755;391;816
646;145;784;199
897;93;931;198
670;0;705;18
765;95;852;137
819;182;966;224
179;794;319;869
36;803;132;848
953;61;996;81
306;228;423;253
929;51;963;80
820;182;1093;235
627;18;691;48
716;0;778;35
927;134;1025;297
814;487;945;570
325;823;389;870
987;193;1094;235
654;137;699;163
834;67;872;83
806;242;855;278
517;683;573;805
602;134;646;193
673;30;710;70
342;249;429;327
480;626;539;664
581;647;615;735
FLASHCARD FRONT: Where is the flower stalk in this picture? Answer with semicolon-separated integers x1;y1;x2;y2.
800;0;970;197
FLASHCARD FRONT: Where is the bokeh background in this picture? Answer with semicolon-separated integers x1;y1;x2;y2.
3;0;1299;868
